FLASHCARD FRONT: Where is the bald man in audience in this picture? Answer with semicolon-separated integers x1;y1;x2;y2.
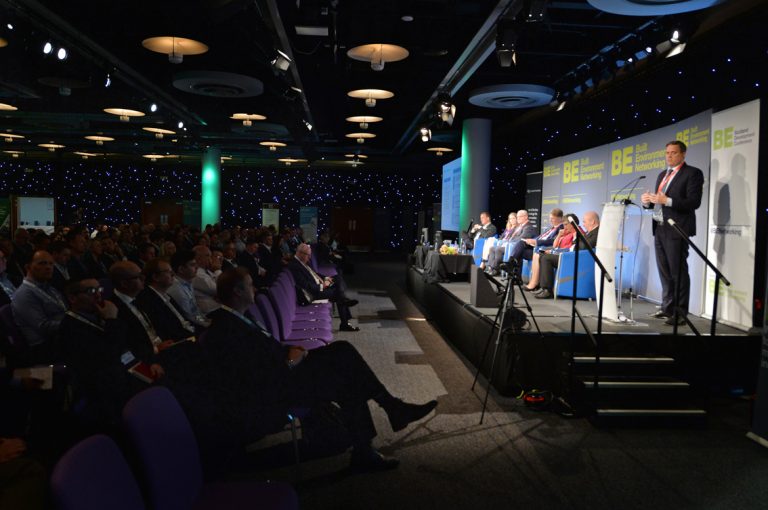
12;251;67;363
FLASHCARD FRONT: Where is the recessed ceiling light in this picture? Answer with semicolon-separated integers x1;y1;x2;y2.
401;15;414;22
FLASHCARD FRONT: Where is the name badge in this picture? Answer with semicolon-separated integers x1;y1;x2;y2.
120;351;136;366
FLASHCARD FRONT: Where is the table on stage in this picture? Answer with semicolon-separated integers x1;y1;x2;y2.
421;250;473;282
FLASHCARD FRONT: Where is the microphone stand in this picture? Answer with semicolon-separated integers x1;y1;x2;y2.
614;176;644;322
666;219;731;337
567;218;613;400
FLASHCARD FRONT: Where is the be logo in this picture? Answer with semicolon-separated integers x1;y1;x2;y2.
563;159;579;183
611;146;633;176
712;127;734;151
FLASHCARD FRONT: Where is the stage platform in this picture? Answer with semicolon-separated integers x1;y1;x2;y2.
406;265;760;408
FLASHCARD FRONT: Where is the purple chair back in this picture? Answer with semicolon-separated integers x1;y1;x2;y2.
248;301;279;339
279;270;296;287
122;386;203;510
51;434;146;510
266;287;293;341
255;294;282;341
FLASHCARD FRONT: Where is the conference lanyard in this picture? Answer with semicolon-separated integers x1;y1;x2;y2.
22;279;66;310
65;311;105;331
658;165;682;194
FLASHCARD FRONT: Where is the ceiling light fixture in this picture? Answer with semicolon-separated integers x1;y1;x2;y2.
4;150;22;158
347;43;409;71
104;73;111;88
278;158;306;166
420;127;431;142
427;147;453;156
42;41;52;54
437;94;456;126
103;108;145;122
1;132;24;142
177;121;184;129
230;113;266;126
303;119;312;131
84;135;114;145
271;49;292;73
39;143;64;152
56;47;67;60
671;30;681;44
150;103;158;113
347;88;394;108
74;151;99;159
142;36;209;64
345;115;383;130
142;127;176;139
0;103;18;111
496;24;518;67
260;141;287;152
346;132;376;144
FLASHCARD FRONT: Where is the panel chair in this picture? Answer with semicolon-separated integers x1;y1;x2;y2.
122;386;299;510
553;250;598;300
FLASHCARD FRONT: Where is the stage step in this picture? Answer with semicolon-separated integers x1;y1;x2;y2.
577;375;693;403
590;405;708;427
574;355;675;364
573;353;678;376
581;378;689;389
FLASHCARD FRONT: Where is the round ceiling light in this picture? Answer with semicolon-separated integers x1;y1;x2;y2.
344;154;368;159
1;132;24;142
142;36;209;64
74;151;100;159
4;150;23;157
260;141;287;152
427;147;454;156
278;158;307;166
142;127;176;139
38;143;65;152
346;132;376;144
103;108;145;122
468;84;555;109
347;43;409;71
347;88;394;107
0;103;18;111
345;115;382;129
230;113;267;126
85;135;115;145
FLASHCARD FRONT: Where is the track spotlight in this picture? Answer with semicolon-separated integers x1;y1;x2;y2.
104;73;111;88
671;30;680;44
496;24;518;67
150;103;158;113
271;49;292;73
303;119;312;131
437;95;456;126
556;100;566;112
526;0;547;22
177;121;184;129
420;126;431;142
56;47;67;60
42;41;52;54
6;23;13;30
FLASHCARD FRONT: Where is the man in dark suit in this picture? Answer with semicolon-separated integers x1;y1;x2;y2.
237;238;267;287
289;243;359;332
486;210;538;275
506;208;565;270
58;278;147;426
642;140;704;325
134;259;196;341
197;268;437;472
108;261;167;378
464;211;497;250
49;241;72;294
535;211;600;299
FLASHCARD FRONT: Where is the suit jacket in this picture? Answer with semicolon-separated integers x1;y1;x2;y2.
576;226;600;250
114;297;159;364
288;258;325;301
534;224;564;249
514;223;538;241
644;163;704;236
474;223;497;239
256;245;280;281
236;251;264;283
51;266;70;294
221;258;238;272
134;287;194;341
58;313;140;422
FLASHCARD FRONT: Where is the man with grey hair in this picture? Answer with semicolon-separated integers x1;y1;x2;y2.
485;210;537;275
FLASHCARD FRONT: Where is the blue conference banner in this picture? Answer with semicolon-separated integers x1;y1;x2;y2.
299;206;318;243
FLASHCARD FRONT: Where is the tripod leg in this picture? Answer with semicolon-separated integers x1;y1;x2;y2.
479;279;515;425
471;306;504;391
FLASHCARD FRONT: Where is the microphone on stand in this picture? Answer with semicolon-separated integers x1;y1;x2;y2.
622;175;646;205
612;175;646;204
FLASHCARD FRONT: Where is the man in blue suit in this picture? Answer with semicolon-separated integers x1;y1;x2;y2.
642;140;704;325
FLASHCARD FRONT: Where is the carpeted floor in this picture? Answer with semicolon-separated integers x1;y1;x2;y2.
242;255;768;510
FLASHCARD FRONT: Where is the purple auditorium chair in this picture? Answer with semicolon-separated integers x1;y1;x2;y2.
270;280;332;325
51;434;146;510
276;272;333;313
254;294;327;350
309;244;338;277
122;386;299;510
266;287;333;344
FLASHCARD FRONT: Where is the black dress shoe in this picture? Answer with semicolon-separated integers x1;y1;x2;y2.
664;315;686;326
385;399;438;432
349;447;400;473
535;289;553;299
523;286;538;292
340;323;360;332
343;299;359;307
650;310;671;319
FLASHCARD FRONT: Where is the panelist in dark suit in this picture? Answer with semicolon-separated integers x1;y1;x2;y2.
642;141;704;325
464;211;497;250
534;211;601;299
506;208;564;270
289;243;359;332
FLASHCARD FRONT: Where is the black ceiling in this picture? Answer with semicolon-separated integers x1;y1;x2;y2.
0;0;757;169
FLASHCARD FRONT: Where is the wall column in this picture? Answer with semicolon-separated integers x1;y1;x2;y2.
459;118;492;231
201;147;221;228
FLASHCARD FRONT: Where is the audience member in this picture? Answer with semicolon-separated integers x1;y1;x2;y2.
237;238;267;287
65;231;89;281
167;250;210;328
290;243;359;332
135;242;157;270
0;249;16;306
192;246;221;315
49;241;71;293
83;238;109;279
198;268;437;472
12;251;66;363
136;259;197;340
